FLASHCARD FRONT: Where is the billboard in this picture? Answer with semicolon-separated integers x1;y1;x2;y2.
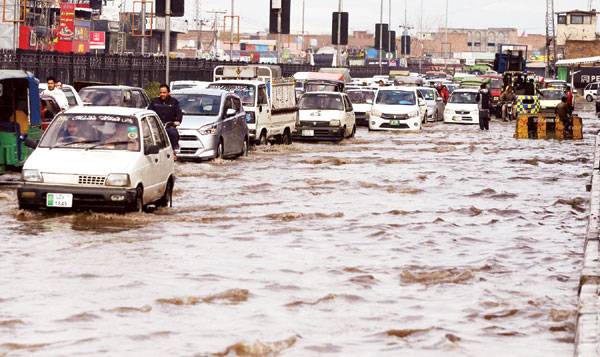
89;31;106;50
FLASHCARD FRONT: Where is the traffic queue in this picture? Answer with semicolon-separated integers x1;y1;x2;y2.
0;65;575;213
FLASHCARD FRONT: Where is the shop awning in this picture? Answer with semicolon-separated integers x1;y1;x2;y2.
556;56;600;67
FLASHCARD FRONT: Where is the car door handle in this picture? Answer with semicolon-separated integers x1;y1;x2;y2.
167;153;171;159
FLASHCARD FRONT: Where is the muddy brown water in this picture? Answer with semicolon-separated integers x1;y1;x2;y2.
1;109;598;356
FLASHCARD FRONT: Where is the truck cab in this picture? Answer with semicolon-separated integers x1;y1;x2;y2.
211;66;297;145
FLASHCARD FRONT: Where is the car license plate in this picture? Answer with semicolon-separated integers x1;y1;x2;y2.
46;193;73;208
390;120;400;126
302;130;314;137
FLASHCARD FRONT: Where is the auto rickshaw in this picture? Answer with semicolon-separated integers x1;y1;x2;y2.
0;70;42;174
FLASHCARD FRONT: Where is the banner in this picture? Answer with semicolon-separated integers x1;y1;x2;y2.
89;31;105;50
58;3;75;41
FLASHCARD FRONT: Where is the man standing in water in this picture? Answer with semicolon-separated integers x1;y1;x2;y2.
148;84;182;152
476;83;491;131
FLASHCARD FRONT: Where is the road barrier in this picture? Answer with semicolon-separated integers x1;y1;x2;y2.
575;133;600;356
0;50;392;88
515;114;583;140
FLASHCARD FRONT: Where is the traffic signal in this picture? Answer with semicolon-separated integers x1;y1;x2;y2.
374;23;389;50
156;0;184;17
401;35;410;55
332;12;348;45
388;30;396;53
269;0;291;34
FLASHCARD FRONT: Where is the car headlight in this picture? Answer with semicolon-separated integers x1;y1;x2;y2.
23;169;43;183
105;173;130;187
408;110;419;118
198;123;217;135
444;109;453;115
371;109;382;118
329;119;341;127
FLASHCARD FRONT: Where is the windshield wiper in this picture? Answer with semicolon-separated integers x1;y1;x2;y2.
51;139;100;149
86;140;133;150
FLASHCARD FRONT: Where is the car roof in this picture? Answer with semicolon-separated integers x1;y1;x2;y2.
80;85;144;90
451;88;479;93
171;88;228;96
416;87;435;91
63;106;152;117
377;86;418;92
302;91;345;96
211;80;263;86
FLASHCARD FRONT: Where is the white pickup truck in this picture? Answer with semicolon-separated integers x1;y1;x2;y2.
210;65;297;145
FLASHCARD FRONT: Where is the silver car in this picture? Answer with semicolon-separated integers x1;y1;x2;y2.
417;87;445;122
173;89;249;160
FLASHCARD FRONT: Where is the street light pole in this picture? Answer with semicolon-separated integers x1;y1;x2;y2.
165;0;171;83
379;0;383;75
229;0;234;61
337;0;342;67
444;0;448;71
302;0;305;51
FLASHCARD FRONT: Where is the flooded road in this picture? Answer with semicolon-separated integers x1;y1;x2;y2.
1;109;599;356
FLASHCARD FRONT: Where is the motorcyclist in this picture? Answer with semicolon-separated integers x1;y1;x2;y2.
148;84;182;152
499;85;516;121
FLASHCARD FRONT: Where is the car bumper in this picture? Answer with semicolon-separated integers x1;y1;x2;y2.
17;184;138;211
292;125;345;141
355;112;370;126
369;115;421;131
443;113;479;125
177;131;219;159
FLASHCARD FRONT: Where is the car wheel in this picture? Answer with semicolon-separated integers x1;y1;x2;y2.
282;130;292;145
131;186;144;213
241;138;249;157
258;130;268;146
157;179;174;208
587;95;594;102
216;139;224;159
350;125;356;138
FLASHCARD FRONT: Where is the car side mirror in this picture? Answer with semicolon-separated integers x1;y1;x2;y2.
145;144;159;155
226;108;237;117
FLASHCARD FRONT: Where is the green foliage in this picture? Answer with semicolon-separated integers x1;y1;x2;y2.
145;81;161;99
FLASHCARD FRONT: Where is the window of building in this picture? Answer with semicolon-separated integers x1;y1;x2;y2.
570;15;584;24
557;15;567;24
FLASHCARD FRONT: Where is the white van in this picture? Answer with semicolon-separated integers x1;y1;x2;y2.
294;92;356;141
17;107;175;212
211;65;297;145
443;89;480;125
369;87;427;131
584;82;599;102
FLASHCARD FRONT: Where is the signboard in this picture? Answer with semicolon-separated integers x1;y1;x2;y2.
58;3;75;41
89;31;106;49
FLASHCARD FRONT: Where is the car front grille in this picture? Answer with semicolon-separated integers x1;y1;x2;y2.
78;175;106;186
381;113;409;120
180;148;198;155
179;135;198;141
455;110;471;115
380;123;410;129
300;121;331;127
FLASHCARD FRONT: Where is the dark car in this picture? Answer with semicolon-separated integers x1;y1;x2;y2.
78;86;150;108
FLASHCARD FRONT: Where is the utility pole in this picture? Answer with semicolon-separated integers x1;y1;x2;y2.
379;0;383;75
277;6;282;63
208;10;226;59
302;0;305;51
444;0;448;71
196;0;202;57
141;0;146;55
229;0;234;61
419;0;423;74
165;0;171;83
336;0;342;67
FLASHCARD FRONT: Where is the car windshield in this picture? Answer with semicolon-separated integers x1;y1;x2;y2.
417;89;435;100
38;114;141;151
63;88;78;106
542;90;564;100
208;84;255;105
172;94;222;116
299;93;344;111
347;90;375;104
449;92;478;104
376;90;416;105
490;79;502;89
172;84;197;91
79;88;122;106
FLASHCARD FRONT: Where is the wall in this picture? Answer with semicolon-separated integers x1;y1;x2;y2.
557;13;597;46
564;40;600;59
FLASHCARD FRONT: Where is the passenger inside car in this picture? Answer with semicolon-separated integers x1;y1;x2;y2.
104;124;140;151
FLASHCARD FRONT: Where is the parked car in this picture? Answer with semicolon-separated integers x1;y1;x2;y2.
39;83;83;107
293;92;356;141
78;86;150;108
170;80;210;91
17;106;175;212
346;89;375;126
417;87;445;122
443;88;480;125
369;87;427;131
539;89;564;112
584;82;600;102
172;88;249;160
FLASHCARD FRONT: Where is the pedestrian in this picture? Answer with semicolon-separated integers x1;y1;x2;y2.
148;84;182;152
524;78;544;97
476;83;491;131
42;76;68;111
566;85;574;114
555;96;572;136
440;85;450;104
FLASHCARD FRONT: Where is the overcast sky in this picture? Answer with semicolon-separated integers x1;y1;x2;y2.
191;0;595;35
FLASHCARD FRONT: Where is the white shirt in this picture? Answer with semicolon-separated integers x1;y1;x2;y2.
42;88;69;110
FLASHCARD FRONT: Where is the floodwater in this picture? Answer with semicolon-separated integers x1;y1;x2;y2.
1;108;598;356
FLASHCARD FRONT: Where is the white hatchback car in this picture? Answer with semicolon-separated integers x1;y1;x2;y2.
584;82;599;102
369;87;427;131
294;92;356;141
17;107;175;212
444;89;480;125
